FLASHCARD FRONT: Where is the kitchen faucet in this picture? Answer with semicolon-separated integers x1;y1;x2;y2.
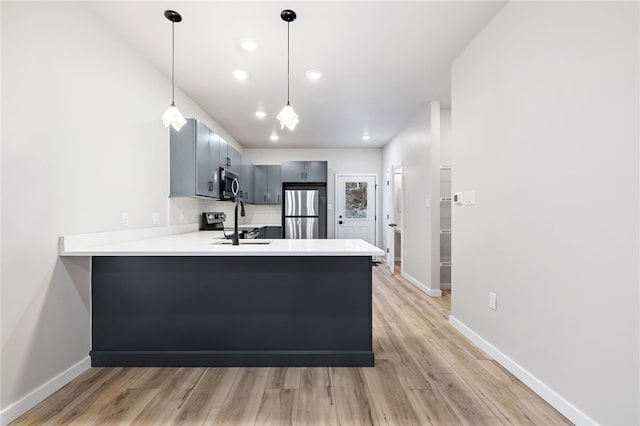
222;178;245;245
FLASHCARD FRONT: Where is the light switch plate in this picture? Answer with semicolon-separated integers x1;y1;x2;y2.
464;190;476;206
489;292;497;310
121;212;129;227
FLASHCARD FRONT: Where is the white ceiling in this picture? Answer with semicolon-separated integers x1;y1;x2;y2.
90;2;505;148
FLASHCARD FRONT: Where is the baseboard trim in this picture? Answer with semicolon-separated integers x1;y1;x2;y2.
401;272;442;297
0;356;91;426
448;316;597;426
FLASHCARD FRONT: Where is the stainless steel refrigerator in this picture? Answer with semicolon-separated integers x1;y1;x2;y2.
283;185;327;239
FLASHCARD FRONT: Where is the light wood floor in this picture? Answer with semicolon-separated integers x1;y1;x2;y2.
12;265;571;426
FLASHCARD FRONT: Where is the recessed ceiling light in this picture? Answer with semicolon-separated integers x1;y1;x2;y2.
305;69;322;80
232;69;249;80
270;134;279;141
362;135;371;141
239;40;257;52
255;110;267;119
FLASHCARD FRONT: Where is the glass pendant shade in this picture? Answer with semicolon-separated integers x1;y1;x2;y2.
277;104;299;131
162;104;187;131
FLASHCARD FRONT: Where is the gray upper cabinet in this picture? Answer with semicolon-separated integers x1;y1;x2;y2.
219;139;241;175
170;118;219;198
281;161;327;183
241;156;255;204
208;131;221;195
229;146;241;175
254;165;268;204
267;165;282;204
304;161;328;182
281;161;306;182
254;165;281;205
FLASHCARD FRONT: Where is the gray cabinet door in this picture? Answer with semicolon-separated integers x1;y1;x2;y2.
265;226;282;239
208;131;220;198
281;161;305;183
267;165;282;204
170;119;196;197
304;161;328;183
228;145;241;174
218;138;228;169
254;165;268;205
195;121;212;197
240;156;255;203
247;161;255;204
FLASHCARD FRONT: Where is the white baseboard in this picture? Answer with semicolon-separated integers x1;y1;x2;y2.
448;316;597;426
0;357;91;426
401;272;442;297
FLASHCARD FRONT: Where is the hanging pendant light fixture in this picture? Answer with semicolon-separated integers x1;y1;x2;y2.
277;9;299;131
161;10;187;131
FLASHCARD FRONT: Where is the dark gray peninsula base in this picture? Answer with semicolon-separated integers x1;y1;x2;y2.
90;255;373;367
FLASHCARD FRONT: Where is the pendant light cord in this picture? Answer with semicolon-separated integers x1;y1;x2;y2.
171;21;175;106
287;21;290;105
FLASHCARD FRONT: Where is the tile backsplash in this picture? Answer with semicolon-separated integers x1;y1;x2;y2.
169;197;281;227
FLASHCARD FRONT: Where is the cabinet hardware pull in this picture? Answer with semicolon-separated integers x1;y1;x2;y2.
301;171;304;180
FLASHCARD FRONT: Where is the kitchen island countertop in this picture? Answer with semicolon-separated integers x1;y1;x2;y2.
60;229;383;257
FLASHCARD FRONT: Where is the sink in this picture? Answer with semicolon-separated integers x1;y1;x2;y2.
211;239;273;245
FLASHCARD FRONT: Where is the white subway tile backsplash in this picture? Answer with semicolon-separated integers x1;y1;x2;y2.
169;198;281;227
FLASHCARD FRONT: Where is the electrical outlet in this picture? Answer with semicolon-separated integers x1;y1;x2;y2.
179;212;185;223
152;212;160;225
121;212;129;227
489;292;497;311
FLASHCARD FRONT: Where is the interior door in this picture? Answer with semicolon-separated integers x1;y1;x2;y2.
336;175;376;245
384;168;395;273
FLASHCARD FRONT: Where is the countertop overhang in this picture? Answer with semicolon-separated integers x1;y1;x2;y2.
60;225;384;257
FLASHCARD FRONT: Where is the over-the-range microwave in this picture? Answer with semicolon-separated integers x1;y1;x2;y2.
219;167;240;201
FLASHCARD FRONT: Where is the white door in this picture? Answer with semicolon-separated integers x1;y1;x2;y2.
336;175;376;245
384;168;395;273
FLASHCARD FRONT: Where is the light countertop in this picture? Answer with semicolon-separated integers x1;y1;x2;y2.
60;227;383;257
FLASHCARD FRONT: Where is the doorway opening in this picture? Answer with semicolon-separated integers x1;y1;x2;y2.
384;164;404;275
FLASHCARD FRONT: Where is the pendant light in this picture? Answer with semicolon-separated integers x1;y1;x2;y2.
277;9;299;131
161;10;187;131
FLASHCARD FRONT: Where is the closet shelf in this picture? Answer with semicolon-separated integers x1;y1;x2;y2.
440;229;452;234
440;165;452;170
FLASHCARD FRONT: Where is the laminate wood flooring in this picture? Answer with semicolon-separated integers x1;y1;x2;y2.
11;265;571;425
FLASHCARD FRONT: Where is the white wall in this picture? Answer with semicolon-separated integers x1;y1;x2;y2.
440;110;451;167
0;2;241;422
450;2;639;425
243;148;382;242
382;101;441;295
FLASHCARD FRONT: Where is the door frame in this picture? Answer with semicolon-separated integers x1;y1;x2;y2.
393;165;404;276
334;173;379;248
384;164;405;274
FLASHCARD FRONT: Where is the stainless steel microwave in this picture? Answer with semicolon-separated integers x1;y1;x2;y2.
219;167;240;200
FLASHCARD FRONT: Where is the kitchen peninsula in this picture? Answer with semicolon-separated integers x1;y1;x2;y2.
60;226;383;367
